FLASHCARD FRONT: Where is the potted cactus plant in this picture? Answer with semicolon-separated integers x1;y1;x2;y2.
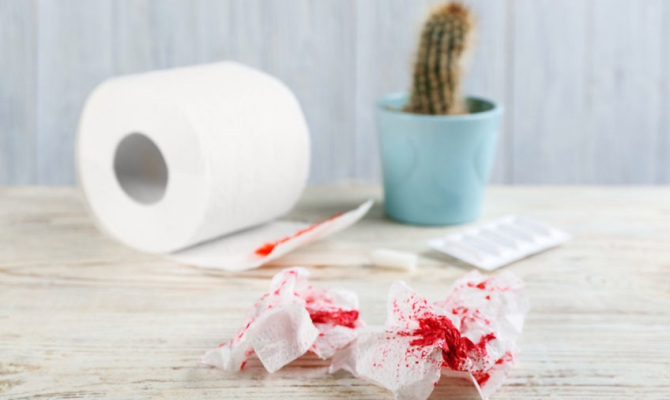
377;2;502;225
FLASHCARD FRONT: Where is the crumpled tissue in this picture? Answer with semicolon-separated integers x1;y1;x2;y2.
330;271;528;400
202;267;364;373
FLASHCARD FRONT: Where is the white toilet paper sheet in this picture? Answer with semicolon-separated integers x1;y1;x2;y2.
330;271;528;400
201;267;364;372
77;62;371;270
173;200;373;271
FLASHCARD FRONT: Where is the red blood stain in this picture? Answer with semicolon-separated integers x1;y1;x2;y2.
474;333;497;352
473;371;491;385
268;269;298;295
407;315;455;348
441;325;477;370
443;331;495;371
495;351;514;365
468;281;488;290
234;321;253;341
485;295;491;300
452;306;469;315
240;360;247;370
400;314;497;371
308;308;359;329
254;212;344;256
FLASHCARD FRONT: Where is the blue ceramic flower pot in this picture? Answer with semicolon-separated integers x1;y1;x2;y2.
376;93;502;225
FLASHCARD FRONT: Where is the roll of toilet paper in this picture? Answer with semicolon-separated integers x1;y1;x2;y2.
77;61;314;254
77;62;372;271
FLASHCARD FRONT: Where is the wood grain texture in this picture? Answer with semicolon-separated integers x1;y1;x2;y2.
36;0;114;184
354;0;429;183
0;0;37;184
2;0;670;185
464;0;508;183
591;0;663;184
1;186;669;399
510;0;593;184
113;0;200;74
662;0;670;184
192;0;244;64
260;0;357;184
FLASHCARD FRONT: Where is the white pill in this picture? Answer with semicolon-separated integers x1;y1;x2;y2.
370;249;418;272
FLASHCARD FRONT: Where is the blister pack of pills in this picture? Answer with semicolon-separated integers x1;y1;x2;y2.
428;215;571;271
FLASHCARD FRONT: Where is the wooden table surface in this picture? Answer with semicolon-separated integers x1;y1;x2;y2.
1;186;669;399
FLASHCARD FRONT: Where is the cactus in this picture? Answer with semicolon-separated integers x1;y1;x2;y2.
404;2;475;115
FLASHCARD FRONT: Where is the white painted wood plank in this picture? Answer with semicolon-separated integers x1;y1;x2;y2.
194;0;266;72
1;186;670;398
0;1;37;184
591;0;663;184
355;0;508;184
113;0;199;74
261;0;357;184
510;0;593;184
221;0;267;66
36;0;114;184
2;0;667;185
661;1;670;183
193;0;234;63
464;0;509;183
354;0;430;184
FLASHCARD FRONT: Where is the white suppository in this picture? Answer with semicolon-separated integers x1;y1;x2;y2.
428;215;571;271
369;249;418;272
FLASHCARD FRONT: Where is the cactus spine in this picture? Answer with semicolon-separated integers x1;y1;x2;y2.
405;2;474;115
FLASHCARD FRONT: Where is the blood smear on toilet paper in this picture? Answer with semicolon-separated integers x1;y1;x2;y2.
330;271;528;400
173;200;373;271
201;267;364;373
254;211;345;256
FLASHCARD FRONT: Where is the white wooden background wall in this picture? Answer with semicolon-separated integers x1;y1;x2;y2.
2;0;669;185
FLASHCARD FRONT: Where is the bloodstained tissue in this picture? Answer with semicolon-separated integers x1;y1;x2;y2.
201;267;363;373
330;270;528;400
201;267;527;400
